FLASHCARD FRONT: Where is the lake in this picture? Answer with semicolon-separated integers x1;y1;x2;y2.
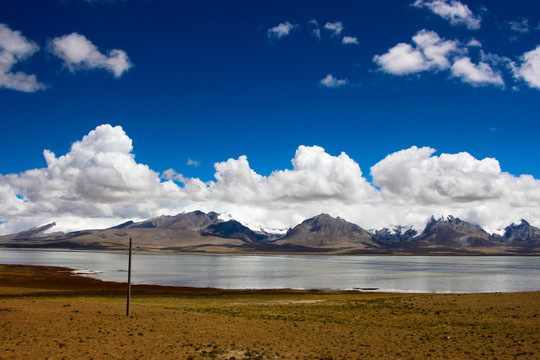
0;248;539;293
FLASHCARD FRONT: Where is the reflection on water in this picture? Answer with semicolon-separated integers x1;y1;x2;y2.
1;249;539;293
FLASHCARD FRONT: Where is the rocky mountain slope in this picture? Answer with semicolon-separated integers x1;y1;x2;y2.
274;214;379;251
391;216;508;254
1;211;539;254
496;219;540;245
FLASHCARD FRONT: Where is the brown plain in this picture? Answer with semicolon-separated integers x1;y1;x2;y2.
1;264;539;359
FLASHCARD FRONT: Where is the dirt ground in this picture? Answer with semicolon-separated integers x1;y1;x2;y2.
1;264;539;359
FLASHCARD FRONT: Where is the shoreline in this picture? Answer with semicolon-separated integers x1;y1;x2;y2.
2;264;539;359
2;244;539;256
2;263;540;296
2;251;540;294
0;264;364;296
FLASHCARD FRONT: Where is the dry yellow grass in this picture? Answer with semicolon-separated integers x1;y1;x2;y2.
1;264;539;359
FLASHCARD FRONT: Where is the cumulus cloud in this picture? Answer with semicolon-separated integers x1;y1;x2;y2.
412;30;460;69
370;146;540;232
0;23;45;92
267;22;298;41
371;146;506;204
188;145;376;204
319;74;349;88
412;0;481;30
511;45;540;90
49;33;132;78
342;36;359;45
1;124;181;223
374;29;459;75
451;57;504;87
1;125;540;235
373;43;426;75
324;22;344;37
374;29;509;87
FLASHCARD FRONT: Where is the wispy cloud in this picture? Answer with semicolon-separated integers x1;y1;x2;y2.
324;22;344;37
319;74;349;88
412;0;481;30
49;33;132;78
187;158;200;167
308;20;322;40
267;22;299;41
0;23;45;92
508;19;530;34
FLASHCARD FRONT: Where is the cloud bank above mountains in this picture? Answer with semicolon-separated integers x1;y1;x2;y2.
1;124;538;235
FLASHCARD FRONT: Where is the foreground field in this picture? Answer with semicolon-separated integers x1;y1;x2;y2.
1;265;539;359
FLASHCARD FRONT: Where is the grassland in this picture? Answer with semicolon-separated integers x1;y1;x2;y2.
1;264;539;359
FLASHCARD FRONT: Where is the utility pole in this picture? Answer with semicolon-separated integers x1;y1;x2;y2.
126;237;132;317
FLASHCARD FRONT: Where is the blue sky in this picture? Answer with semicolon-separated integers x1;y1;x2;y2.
0;0;539;234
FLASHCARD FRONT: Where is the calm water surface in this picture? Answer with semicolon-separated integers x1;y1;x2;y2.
1;249;539;293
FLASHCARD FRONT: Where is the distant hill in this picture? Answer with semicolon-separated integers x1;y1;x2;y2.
1;211;539;255
391;216;508;255
123;211;221;231
201;220;267;243
274;214;379;252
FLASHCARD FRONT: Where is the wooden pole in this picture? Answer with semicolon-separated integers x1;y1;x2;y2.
126;237;132;317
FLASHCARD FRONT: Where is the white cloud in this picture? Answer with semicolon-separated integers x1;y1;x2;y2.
412;29;459;69
199;145;376;203
49;33;132;78
1;124;181;224
373;43;427;75
324;22;344;37
371;146;505;204
1;126;539;235
451;57;504;87
374;29;460;75
187;158;200;167
267;22;299;41
161;168;183;182
319;74;349;88
370;146;540;232
374;29;510;88
342;36;359;45
466;38;482;47
0;23;45;92
511;45;540;90
413;0;481;30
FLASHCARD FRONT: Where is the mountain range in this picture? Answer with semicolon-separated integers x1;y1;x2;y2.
1;211;539;255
